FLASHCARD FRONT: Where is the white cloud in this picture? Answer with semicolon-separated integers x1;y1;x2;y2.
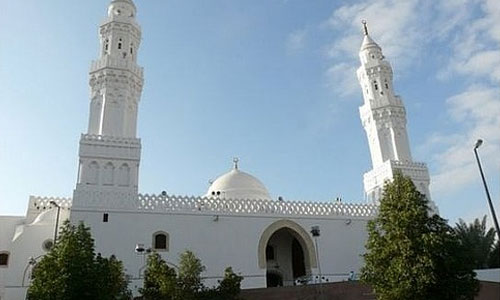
429;85;500;197
324;0;499;200
286;29;307;54
325;63;359;97
324;0;481;97
424;0;500;197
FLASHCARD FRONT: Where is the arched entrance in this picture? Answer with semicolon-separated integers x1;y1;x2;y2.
258;220;317;287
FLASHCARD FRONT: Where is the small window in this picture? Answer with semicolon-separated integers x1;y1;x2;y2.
103;213;109;223
266;245;275;261
118;38;123;50
385;83;389;89
374;84;378;90
153;232;169;251
0;252;9;267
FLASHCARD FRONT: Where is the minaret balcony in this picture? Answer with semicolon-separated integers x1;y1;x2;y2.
90;56;143;77
81;133;141;147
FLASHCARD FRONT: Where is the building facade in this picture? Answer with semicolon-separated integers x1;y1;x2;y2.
0;1;434;299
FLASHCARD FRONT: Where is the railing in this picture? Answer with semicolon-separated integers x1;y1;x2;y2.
80;134;141;146
137;194;377;218
90;56;143;77
391;160;427;168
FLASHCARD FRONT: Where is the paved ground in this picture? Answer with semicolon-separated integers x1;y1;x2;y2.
240;281;500;300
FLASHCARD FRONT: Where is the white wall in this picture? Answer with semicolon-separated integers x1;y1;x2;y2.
2;207;70;300
70;208;370;295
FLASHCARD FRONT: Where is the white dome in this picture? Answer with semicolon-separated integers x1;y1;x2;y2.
206;168;271;200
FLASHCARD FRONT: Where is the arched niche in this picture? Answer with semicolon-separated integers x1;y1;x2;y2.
257;219;317;270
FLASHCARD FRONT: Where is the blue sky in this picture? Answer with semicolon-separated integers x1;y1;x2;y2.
1;0;499;227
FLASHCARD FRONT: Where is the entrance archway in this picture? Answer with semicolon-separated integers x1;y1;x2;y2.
258;220;317;287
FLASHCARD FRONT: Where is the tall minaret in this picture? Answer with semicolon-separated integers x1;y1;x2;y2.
357;21;434;209
72;0;143;209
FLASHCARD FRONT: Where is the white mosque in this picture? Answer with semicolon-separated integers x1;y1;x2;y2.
0;1;436;299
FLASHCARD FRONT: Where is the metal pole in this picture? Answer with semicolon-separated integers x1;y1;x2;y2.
314;237;323;300
474;145;500;241
53;204;61;242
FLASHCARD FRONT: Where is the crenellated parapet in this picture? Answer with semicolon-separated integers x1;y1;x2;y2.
29;193;378;219
80;134;141;146
137;194;378;218
26;196;72;224
29;196;72;211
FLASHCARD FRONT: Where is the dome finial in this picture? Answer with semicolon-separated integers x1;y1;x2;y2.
362;20;369;36
233;157;239;170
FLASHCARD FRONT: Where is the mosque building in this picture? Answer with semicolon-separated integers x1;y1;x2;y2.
0;1;435;299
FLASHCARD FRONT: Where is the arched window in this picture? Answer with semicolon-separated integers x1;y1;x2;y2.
118;163;130;186
103;162;114;185
130;43;134;55
118;38;122;50
152;232;169;251
87;161;99;185
0;252;9;267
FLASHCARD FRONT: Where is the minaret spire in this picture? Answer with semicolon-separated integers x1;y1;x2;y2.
362;20;369;36
356;24;436;212
73;0;144;209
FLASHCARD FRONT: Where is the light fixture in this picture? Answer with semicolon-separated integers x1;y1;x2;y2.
311;226;320;237
474;139;483;150
135;243;145;254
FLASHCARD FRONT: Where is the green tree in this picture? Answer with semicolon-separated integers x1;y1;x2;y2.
488;241;500;268
454;216;496;269
96;254;133;300
361;173;479;300
217;267;244;300
27;221;131;300
140;251;242;300
140;252;177;300
177;250;205;299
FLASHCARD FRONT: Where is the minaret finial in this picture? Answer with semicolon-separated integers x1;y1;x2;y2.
362;20;369;36
233;157;239;170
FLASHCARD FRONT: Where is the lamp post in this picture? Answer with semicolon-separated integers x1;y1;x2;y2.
49;201;61;242
473;139;500;241
311;226;323;299
22;255;44;300
135;243;152;278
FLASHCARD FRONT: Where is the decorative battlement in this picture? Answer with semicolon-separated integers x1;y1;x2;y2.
391;160;427;169
81;134;141;147
137;194;378;218
32;193;378;218
90;56;143;77
29;196;72;212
